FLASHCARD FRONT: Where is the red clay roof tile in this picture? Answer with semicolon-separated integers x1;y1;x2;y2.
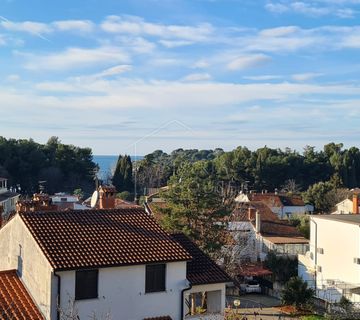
0;270;44;319
20;209;191;271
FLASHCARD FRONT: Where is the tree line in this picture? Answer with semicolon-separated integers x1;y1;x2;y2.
111;143;360;212
0;136;97;195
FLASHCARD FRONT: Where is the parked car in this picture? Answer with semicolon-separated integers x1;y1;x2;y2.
244;280;261;293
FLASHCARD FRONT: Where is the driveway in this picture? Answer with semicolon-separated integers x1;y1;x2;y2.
227;294;282;308
226;295;300;320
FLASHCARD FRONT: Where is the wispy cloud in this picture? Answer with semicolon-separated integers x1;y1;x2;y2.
22;46;129;71
52;20;95;33
265;1;358;18
181;73;212;81
227;54;271;70
292;73;323;81
101;15;214;42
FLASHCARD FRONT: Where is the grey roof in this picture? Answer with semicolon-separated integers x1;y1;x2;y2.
313;214;360;225
0;192;19;203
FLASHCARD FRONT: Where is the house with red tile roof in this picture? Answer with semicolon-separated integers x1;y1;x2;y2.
227;201;309;264
0;208;231;320
235;191;314;219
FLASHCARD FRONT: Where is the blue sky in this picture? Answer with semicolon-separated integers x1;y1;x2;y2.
1;0;360;155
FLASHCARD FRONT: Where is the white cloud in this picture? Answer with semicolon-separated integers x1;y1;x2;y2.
101;15;214;42
52;20;95;33
6;74;20;82
259;26;300;37
25;77;360;110
292;73;323;81
94;65;132;78
115;36;156;53
23;46;130;71
243;75;282;81
227;54;271;71
192;60;209;69
181;73;212;82
0;19;52;35
342;34;360;48
265;3;289;13
265;1;357;18
159;39;194;48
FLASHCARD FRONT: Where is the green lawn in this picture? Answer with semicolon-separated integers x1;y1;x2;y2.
300;316;324;320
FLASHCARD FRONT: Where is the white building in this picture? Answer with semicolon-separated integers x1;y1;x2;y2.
228;202;309;263
50;192;88;210
333;192;360;215
298;215;360;304
0;208;230;320
0;177;20;216
235;192;314;219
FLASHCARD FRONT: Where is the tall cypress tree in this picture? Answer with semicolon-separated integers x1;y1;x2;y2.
112;154;133;192
112;155;124;191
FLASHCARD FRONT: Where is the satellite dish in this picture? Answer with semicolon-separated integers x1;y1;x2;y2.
90;191;99;208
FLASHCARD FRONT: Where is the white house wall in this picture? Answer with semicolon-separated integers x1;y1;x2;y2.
335;199;355;214
303;217;360;304
311;217;360;285
57;261;188;320
0;194;20;215
185;283;226;318
0;215;54;318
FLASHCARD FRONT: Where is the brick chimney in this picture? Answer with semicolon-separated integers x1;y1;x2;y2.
99;186;117;209
353;194;359;214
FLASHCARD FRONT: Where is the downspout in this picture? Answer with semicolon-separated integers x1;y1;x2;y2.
181;281;192;320
54;272;61;320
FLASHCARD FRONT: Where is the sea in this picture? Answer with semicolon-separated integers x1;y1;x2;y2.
93;155;143;179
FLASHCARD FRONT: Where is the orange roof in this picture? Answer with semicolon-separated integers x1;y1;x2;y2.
249;193;305;207
262;236;309;244
237;264;272;277
0;270;44;319
231;201;304;238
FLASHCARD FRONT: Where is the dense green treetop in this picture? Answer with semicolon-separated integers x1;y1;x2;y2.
0;136;96;195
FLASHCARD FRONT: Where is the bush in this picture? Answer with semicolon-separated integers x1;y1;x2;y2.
116;191;132;201
282;276;314;309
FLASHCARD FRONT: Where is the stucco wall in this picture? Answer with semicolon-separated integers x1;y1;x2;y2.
0;214;53;318
57;261;188;320
186;283;226;316
311;217;360;285
335;199;354;214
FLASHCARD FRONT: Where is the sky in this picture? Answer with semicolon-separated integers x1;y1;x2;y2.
1;0;360;155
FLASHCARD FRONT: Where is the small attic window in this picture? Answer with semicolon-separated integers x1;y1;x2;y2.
75;269;98;300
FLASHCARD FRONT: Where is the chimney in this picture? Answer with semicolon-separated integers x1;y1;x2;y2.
99;186;116;209
353;194;359;214
256;210;261;233
248;207;256;220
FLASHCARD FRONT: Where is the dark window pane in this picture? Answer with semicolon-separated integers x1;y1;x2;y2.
145;264;166;293
75;269;98;300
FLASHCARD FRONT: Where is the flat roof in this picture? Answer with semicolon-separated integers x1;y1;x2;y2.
312;214;360;226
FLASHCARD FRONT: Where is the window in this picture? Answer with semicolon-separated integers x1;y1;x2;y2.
75;269;98;300
354;258;360;265
145;264;166;293
317;248;324;254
